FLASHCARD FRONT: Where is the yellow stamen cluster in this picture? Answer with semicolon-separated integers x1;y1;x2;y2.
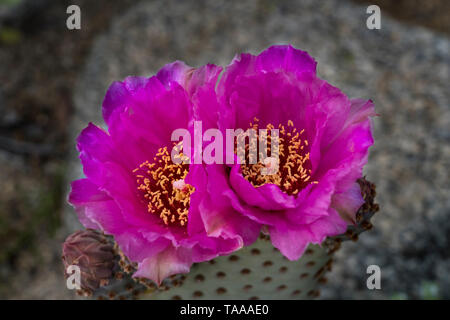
132;146;194;227
239;118;317;196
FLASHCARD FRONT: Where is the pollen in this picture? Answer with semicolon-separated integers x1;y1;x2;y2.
132;145;194;227
238;119;317;196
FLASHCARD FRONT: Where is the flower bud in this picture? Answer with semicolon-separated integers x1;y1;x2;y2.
62;229;115;295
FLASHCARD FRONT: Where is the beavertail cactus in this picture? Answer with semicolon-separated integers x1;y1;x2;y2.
63;45;378;299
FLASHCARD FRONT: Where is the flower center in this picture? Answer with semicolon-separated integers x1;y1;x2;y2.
239;118;317;196
132;145;194;227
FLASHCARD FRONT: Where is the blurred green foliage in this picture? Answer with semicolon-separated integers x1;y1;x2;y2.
0;0;22;5
390;281;441;300
0;168;64;265
390;293;408;300
0;27;22;45
420;281;440;300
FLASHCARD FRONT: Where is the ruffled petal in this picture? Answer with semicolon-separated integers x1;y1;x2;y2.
115;231;170;263
229;163;297;211
69;179;126;234
133;246;193;285
268;222;311;261
187;164;261;246
107;79;192;168
307;207;348;244
102;76;150;127
331;181;364;223
157;61;222;96
156;61;193;88
269;207;347;260
218;44;316;102
255;44;317;76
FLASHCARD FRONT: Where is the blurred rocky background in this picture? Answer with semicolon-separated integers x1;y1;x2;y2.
0;0;448;299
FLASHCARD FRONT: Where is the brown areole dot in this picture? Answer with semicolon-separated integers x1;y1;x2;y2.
132;289;140;297
193;291;204;298
241;268;251;275
194;274;205;282
243;284;253;291
216;287;227;295
263;260;273;267
125;284;134;292
292;290;301;296
318;277;328;284
306;261;316;267
308;290;320;298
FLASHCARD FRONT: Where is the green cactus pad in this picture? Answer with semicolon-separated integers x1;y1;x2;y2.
140;237;332;300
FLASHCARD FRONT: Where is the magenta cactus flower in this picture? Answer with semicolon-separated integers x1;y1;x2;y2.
215;45;376;260
69;62;260;285
67;44;376;292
